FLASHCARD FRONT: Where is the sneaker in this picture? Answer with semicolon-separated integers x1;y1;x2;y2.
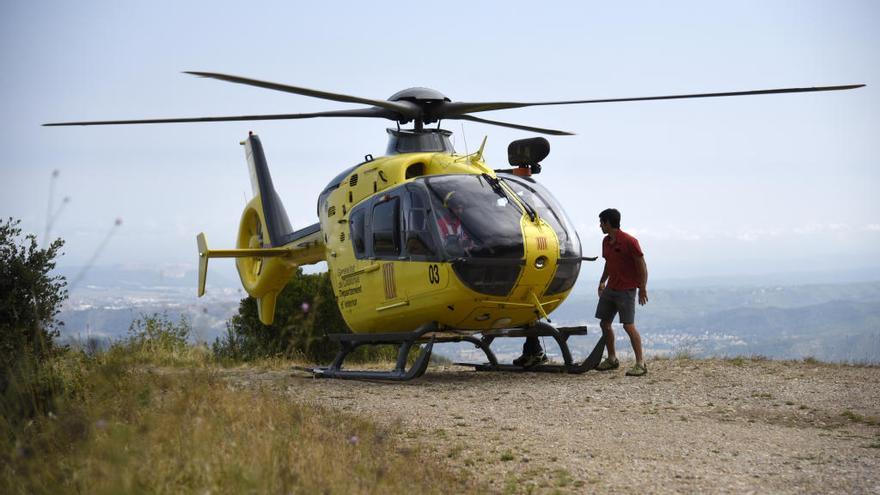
626;362;648;377
514;351;548;368
596;357;620;371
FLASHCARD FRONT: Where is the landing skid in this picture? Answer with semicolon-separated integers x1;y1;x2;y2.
307;321;605;381
456;322;606;374
311;323;439;381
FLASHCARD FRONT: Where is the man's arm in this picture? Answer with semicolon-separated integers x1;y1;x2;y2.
598;262;608;297
637;256;649;305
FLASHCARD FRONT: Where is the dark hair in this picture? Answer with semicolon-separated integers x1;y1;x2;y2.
599;208;621;229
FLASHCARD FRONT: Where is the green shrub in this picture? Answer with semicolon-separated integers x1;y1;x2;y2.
0;218;67;379
111;312;210;366
126;312;189;353
0;218;69;429
214;269;403;364
216;270;342;363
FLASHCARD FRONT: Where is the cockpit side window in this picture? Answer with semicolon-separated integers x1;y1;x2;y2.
371;196;401;257
351;184;441;261
404;186;438;260
349;207;367;258
423;175;525;259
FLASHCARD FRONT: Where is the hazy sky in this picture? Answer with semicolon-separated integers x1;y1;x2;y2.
2;1;878;287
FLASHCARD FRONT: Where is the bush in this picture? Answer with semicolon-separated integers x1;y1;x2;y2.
0;218;68;426
111;312;209;366
126;312;190;354
214;269;399;364
0;218;67;377
214;269;346;363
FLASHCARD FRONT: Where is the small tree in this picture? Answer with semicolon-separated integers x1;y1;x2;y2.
215;269;348;363
0;218;67;375
0;218;68;426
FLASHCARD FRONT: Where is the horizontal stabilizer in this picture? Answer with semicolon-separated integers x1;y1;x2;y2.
195;231;322;298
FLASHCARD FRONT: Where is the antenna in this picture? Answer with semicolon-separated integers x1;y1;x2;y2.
69;218;123;290
460;123;469;155
42;170;70;248
43;170;57;246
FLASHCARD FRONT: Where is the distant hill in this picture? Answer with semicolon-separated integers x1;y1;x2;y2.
55;264;880;363
59;299;238;345
57;264;239;289
57;264;243;345
542;282;880;363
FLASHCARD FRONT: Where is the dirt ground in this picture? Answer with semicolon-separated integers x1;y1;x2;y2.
220;358;880;494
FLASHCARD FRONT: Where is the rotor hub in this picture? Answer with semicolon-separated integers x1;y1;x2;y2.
387;87;450;103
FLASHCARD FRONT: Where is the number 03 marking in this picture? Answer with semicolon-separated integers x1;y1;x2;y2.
428;264;440;284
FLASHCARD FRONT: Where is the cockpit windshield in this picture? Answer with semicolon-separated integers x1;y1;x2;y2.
500;175;582;259
421;175;525;259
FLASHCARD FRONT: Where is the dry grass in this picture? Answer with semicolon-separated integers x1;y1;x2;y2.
2;351;480;494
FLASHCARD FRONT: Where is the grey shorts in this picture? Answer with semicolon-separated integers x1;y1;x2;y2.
595;288;637;324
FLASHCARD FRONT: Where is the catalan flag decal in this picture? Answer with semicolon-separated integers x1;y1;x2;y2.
383;263;397;299
537;236;548;250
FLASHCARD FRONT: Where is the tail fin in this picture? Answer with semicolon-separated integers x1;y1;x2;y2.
244;133;294;247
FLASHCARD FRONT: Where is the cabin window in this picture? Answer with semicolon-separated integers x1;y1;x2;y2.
404;187;437;259
372;197;400;257
349;208;366;258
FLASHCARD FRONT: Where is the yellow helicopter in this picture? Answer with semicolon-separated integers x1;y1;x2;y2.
46;73;863;380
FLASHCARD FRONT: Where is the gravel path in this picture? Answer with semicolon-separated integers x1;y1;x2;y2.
221;358;880;494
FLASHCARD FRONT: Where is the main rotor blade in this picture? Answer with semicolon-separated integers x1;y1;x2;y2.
184;71;415;117
43;108;394;126
442;84;866;116
450;114;574;136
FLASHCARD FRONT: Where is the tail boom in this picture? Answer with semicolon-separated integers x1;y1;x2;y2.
197;132;326;325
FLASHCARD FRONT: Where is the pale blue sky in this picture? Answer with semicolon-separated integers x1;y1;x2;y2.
2;1;878;285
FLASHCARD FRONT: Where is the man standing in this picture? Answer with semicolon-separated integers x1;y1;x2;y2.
595;208;649;376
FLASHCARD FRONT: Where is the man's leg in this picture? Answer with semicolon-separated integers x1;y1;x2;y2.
594;319;619;371
595;290;621;370
601;319;616;358
514;336;545;366
617;289;643;365
522;336;542;356
595;290;618;359
622;323;644;364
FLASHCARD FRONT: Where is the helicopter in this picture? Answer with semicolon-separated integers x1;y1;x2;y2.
45;72;864;380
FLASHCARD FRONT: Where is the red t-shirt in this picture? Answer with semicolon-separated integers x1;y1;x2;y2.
602;230;644;290
437;215;466;239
